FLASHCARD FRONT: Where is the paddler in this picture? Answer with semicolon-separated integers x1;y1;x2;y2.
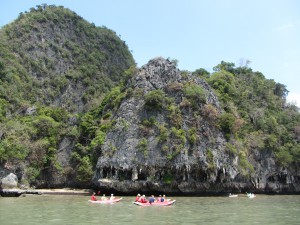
135;194;141;202
91;192;97;201
110;194;115;200
101;194;107;201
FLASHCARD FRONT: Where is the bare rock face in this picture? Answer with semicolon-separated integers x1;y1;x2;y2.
1;173;18;189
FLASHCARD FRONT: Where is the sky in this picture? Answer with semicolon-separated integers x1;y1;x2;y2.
1;0;299;107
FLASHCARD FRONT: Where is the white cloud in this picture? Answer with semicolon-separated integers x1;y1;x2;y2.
287;92;300;108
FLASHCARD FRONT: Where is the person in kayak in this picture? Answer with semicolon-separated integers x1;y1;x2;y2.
110;194;115;200
101;194;107;201
135;194;141;202
140;195;147;203
156;195;162;202
160;195;165;202
91;192;97;201
149;195;155;204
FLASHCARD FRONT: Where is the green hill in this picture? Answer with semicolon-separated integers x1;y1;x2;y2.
0;4;134;188
0;4;134;114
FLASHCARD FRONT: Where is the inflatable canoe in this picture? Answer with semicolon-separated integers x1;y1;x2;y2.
88;198;123;204
133;200;176;206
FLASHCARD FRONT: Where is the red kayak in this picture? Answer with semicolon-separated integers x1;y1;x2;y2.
88;198;123;204
133;200;176;206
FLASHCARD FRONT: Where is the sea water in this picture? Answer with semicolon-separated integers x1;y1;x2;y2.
0;194;299;225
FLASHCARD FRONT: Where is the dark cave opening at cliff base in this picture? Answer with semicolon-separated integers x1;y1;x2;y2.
99;165;220;185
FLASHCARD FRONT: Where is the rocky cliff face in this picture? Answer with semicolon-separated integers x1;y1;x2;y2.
92;57;300;195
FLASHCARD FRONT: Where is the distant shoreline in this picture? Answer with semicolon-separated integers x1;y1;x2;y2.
1;188;93;196
34;188;92;195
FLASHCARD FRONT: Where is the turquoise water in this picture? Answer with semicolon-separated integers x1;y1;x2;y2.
0;195;299;225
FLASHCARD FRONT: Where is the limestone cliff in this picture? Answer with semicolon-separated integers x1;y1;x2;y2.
92;57;299;194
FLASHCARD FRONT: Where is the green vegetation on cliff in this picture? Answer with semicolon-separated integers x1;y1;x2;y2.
204;61;300;167
0;4;134;113
0;4;134;186
89;59;299;185
0;5;299;189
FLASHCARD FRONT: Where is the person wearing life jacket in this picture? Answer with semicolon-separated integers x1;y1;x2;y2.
91;192;97;201
140;195;147;203
135;194;141;202
137;194;143;202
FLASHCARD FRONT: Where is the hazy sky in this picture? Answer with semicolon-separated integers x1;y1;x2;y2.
1;0;299;107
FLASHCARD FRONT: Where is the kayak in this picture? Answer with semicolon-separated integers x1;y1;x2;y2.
88;198;123;204
133;200;176;206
